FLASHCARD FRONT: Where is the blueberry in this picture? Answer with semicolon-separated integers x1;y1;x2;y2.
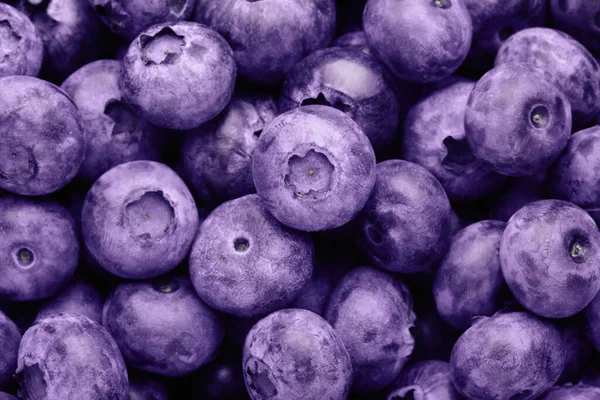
127;370;169;400
280;47;400;154
363;0;472;82
0;311;20;390
0;196;79;302
194;0;336;86
556;316;594;385
386;360;462;400
355;160;452;274
403;80;507;201
540;385;600;399
61;59;164;183
188;346;248;400
550;0;600;56
0;393;16;400
243;309;352;400
501;200;600;318
325;266;416;393
82;161;199;279
450;311;564;399
0;76;86;196
120;21;236;130
103;275;223;376
189;194;314;317
332;31;370;54
16;314;128;399
0;3;43;77
465;62;572;177
252;105;376;232
181;89;278;208
35;277;103;324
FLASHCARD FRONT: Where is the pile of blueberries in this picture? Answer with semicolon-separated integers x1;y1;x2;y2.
2;0;600;399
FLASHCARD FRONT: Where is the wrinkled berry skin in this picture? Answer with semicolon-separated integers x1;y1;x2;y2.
0;3;43;77
120;21;236;130
35;278;103;324
243;309;352;400
82;161;199;279
325;266;415;393
280;47;400;154
61;59;164;183
496;28;600;124
0;311;20;390
0;196;79;302
89;0;196;39
127;371;169;400
363;0;472;83
450;312;564;400
386;360;462;400
501;200;600;318
182;90;278;208
541;385;600;399
189;194;314;317
465;63;571;177
550;0;600;56
547;127;600;209
16;314;128;400
355;160;452;274
434;220;507;331
402;80;506;201
252;105;376;232
488;175;544;222
194;0;336;86
0;76;86;196
103;275;224;376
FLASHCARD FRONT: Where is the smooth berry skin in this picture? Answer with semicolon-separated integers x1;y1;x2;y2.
0;196;79;302
325;266;416;393
189;194;314;318
465;62;572;177
243;309;352;400
0;76;86;196
540;385;600;400
363;0;472;83
402;80;507;201
16;314;128;400
0;3;43;77
35;278;103;324
500;200;600;319
450;312;564;400
182;90;278;208
496;28;600;124
82;161;199;279
103;275;224;377
355;160;452;274
550;0;600;56
120;21;236;130
386;360;462;400
194;0;336;86
0;311;20;390
252;105;376;232
61;59;164;183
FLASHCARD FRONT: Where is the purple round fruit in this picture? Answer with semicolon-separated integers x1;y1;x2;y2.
501;200;600;318
35;277;103;324
465;62;571;177
252;105;376;232
550;0;600;56
386;360;462;400
82;161;199;279
0;3;43;77
243;308;352;400
120;21;236;130
540;385;600;399
0;311;20;390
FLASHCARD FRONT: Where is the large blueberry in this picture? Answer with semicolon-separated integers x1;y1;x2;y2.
0;311;20;390
450;311;564;399
280;47;400;153
0;3;43;77
194;0;335;86
434;220;507;331
252;105;376;231
386;360;462;400
496;28;600;124
465;62;571;177
189;194;313;317
103;275;223;376
355;160;451;274
182;89;278;208
35;278;103;324
488;175;544;222
16;314;128;399
325;266;415;393
402;80;506;201
0;196;78;302
89;0;196;39
61;59;164;183
550;0;600;56
127;371;168;400
120;21;236;130
0;76;85;196
82;161;199;279
243;308;352;400
501;200;600;318
540;385;600;399
363;0;472;83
